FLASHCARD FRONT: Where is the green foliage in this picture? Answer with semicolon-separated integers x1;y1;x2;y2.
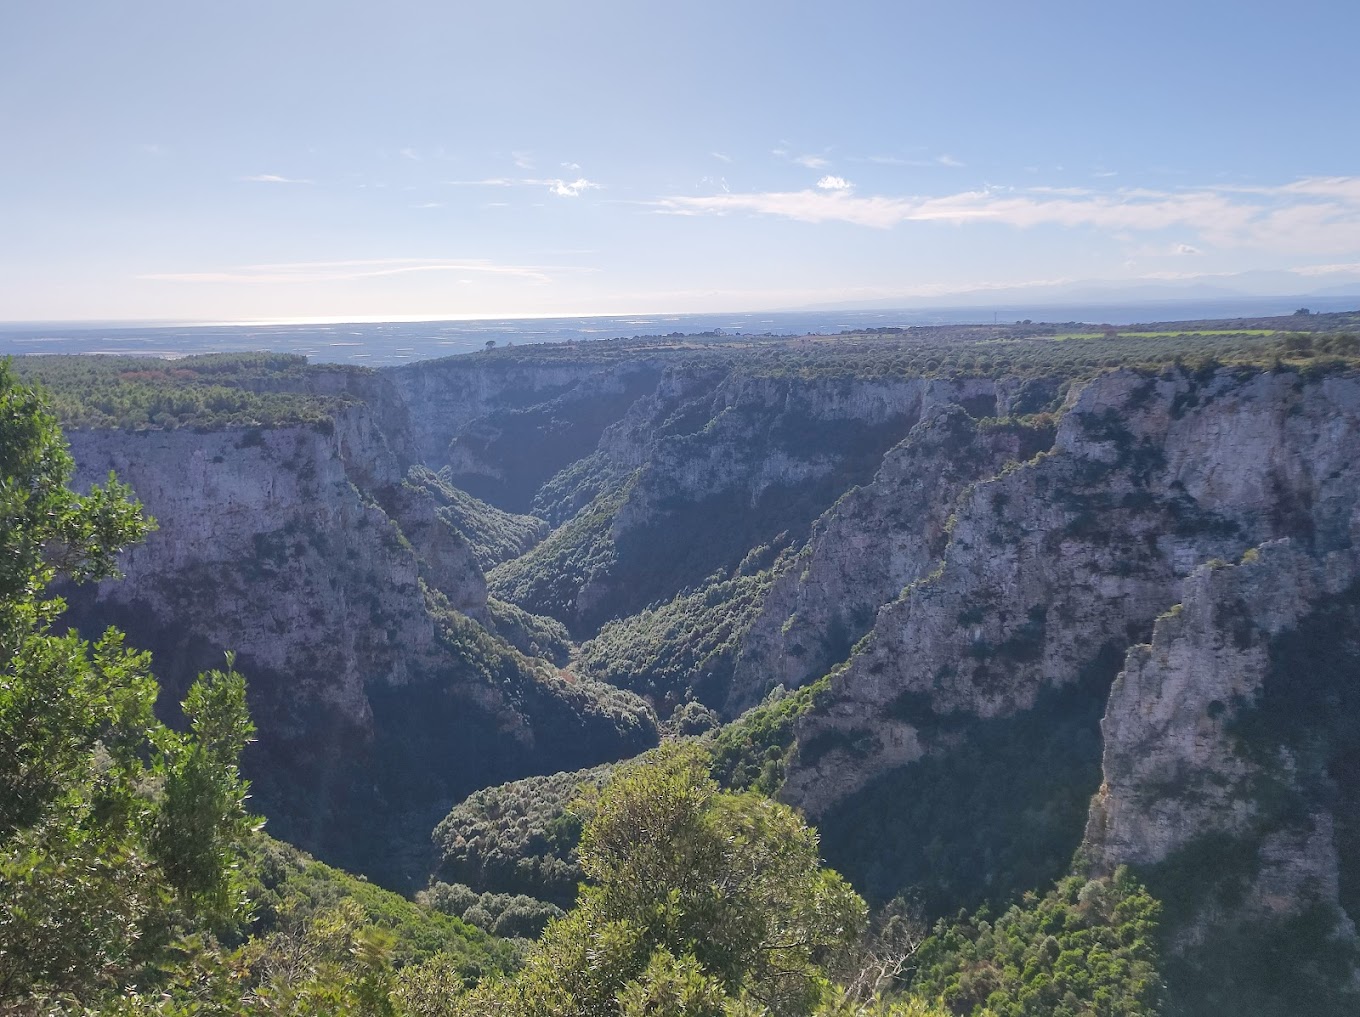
430;765;615;908
579;557;781;713
441;311;1360;384
487;476;634;633
910;868;1163;1017
818;647;1122;914
0;360;150;653
241;835;511;973
484;596;573;667
402;466;549;570
14;353;358;430
421;880;565;940
709;679;829;796
426;746;868;1017
0;363;256;1009
1136;579;1360;1015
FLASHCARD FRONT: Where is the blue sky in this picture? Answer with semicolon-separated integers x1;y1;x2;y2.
3;0;1358;322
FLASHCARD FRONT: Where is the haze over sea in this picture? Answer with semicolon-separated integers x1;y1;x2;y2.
3;296;1357;368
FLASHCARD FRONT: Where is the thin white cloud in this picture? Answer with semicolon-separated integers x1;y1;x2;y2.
400;148;420;161
561;161;582;171
140;257;564;285
1175;243;1201;255
240;174;313;184
411;201;444;209
816;175;852;191
711;151;732;163
855;153;965;169
547;177;598;197
1292;261;1360;276
446;177;518;187
512;151;534;169
444;176;600;197
652;176;1360;256
794;154;829;170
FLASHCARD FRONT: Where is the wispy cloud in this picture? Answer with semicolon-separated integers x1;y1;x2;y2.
446;177;518;187
1291;261;1360;276
858;153;965;168
816;175;852;191
793;154;829;170
240;173;313;184
445;176;600;198
652;176;1360;255
140;257;563;285
711;151;732;163
400;148;420;161
512;151;534;169
547;178;598;197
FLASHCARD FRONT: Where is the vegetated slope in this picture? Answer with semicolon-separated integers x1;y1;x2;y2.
427;324;1360;1012
52;382;656;890
28;317;1360;1011
488;370;1008;638
399;464;549;569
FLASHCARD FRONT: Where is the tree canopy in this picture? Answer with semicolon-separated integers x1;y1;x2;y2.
0;361;256;1010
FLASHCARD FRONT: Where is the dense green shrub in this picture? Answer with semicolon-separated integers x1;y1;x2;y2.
910;869;1163;1017
15;352;358;429
402;466;549;569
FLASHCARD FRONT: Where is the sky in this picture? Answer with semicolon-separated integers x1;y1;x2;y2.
3;0;1359;323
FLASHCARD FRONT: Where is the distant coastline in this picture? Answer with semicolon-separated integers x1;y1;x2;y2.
3;295;1357;367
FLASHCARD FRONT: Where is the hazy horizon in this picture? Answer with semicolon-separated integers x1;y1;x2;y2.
5;1;1359;323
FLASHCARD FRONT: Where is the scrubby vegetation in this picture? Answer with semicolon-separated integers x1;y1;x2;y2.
430;765;614;908
578;545;787;714
817;648;1120;915
911;869;1163;1016
402;466;549;570
0;363;507;1013
448;310;1360;383
13;352;359;429
13;311;1360;1013
242;834;511;972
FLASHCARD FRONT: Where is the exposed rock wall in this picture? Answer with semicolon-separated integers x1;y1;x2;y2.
61;405;657;886
492;372;1008;636
783;368;1360;817
727;405;1051;714
1084;540;1357;926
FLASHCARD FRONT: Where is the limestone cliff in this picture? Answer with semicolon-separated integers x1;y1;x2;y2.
490;371;1011;637
1084;540;1357;927
727;405;1054;714
783;367;1360;820
61;404;657;887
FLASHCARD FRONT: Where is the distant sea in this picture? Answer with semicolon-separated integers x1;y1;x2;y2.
2;296;1355;368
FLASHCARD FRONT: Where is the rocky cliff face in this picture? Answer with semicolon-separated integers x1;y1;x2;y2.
727;405;1054;715
48;345;1360;994
1084;540;1357;925
783;367;1360;818
384;356;662;494
489;371;1012;637
62;403;656;887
